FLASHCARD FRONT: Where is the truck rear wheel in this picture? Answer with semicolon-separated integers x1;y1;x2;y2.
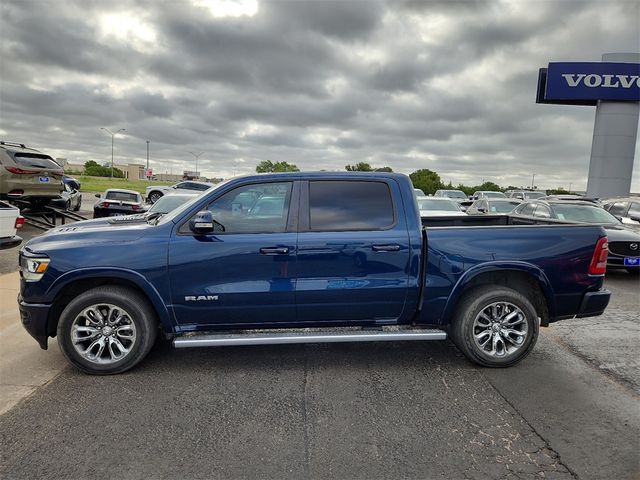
451;286;539;367
148;191;162;203
57;286;158;375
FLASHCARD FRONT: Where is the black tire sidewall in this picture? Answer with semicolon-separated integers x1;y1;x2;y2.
57;287;157;375
453;286;539;367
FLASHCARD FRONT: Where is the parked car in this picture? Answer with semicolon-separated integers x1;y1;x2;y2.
512;200;640;273
0;141;64;208
50;181;82;211
19;172;610;374
417;196;466;217
0;200;24;249
541;195;600;205
602;197;640;226
507;190;547;201
104;192;201;225
413;188;425;196
146;181;214;203
63;175;81;191
471;191;507;201
466;199;521;215
93;189;147;218
433;189;468;202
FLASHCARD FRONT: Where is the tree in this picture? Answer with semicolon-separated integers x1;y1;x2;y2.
409;169;443;195
256;160;300;173
84;160;124;178
375;166;393;172
345;162;373;171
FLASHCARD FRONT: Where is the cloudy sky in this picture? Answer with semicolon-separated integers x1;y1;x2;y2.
1;0;638;190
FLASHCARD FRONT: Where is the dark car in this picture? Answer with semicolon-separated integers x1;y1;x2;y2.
94;189;147;218
513;200;640;273
63;175;81;191
466;198;521;215
50;180;82;211
603;197;640;227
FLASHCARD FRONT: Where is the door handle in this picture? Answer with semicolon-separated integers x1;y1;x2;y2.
260;247;290;255
372;244;401;252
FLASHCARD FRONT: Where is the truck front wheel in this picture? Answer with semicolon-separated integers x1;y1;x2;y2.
451;286;539;367
57;286;158;375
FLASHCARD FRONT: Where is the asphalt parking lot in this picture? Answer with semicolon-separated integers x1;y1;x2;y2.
0;213;638;479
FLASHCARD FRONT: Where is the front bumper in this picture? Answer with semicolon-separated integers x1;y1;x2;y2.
18;295;51;350
575;289;611;318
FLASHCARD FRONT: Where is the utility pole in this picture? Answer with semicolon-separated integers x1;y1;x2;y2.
188;151;205;179
100;127;125;179
146;140;150;178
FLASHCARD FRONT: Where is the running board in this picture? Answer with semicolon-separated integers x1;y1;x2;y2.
173;328;447;348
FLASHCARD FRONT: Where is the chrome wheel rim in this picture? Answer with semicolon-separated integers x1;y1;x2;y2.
71;304;137;365
472;301;528;358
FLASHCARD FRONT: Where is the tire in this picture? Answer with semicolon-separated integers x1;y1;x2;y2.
450;286;539;368
57;286;158;375
65;200;71;211
73;198;82;211
148;191;163;203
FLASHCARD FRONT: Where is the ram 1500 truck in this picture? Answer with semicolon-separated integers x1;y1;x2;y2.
18;173;611;375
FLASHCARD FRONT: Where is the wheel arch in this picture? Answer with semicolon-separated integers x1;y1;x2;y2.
441;263;555;327
45;268;174;338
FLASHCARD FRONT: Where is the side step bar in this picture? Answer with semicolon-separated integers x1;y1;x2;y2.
173;328;447;348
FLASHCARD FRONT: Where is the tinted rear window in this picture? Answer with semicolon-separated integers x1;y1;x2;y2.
12;153;62;170
309;181;394;231
106;191;140;202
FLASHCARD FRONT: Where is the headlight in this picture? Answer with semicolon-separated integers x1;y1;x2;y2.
20;255;50;282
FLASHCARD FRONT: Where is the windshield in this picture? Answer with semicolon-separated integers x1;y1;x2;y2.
489;201;520;213
149;195;195;214
105;191;140;202
442;191;467;200
157;179;228;225
484;191;506;198
552;204;620;224
418;199;460;211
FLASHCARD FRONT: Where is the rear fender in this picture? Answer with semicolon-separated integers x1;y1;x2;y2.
440;262;556;326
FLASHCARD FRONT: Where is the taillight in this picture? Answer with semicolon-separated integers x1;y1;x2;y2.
5;167;39;174
589;236;608;275
100;202;110;208
15;216;25;229
131;204;141;211
8;189;24;197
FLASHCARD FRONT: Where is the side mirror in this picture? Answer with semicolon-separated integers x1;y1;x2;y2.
189;210;224;234
95;193;101;198
630;215;640;223
478;207;487;213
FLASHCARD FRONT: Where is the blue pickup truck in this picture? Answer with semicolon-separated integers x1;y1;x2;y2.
18;172;611;375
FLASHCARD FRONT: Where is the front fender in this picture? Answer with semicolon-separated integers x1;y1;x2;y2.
440;261;556;325
46;267;175;332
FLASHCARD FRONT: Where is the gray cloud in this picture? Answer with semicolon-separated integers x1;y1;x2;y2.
0;0;638;190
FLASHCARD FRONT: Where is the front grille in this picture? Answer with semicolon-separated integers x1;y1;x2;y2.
609;241;640;257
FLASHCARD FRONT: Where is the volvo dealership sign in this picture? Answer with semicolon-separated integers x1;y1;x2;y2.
537;62;640;105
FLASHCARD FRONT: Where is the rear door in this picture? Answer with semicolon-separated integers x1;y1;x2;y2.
168;180;298;328
295;179;411;324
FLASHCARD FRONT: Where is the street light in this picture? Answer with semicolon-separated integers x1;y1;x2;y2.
100;127;125;179
531;173;536;190
146;140;150;178
187;151;205;178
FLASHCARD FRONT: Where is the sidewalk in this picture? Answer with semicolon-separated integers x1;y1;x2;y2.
0;272;66;415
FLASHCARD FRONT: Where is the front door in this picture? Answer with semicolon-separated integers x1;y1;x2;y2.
168;181;298;328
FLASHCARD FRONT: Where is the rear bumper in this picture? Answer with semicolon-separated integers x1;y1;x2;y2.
576;289;611;318
18;295;51;350
0;235;22;250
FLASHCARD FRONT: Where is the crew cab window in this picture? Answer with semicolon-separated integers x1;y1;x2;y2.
309;181;394;231
203;182;292;234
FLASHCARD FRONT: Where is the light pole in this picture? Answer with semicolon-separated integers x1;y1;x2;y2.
188;151;204;179
101;127;125;179
146;140;150;178
531;173;536;190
